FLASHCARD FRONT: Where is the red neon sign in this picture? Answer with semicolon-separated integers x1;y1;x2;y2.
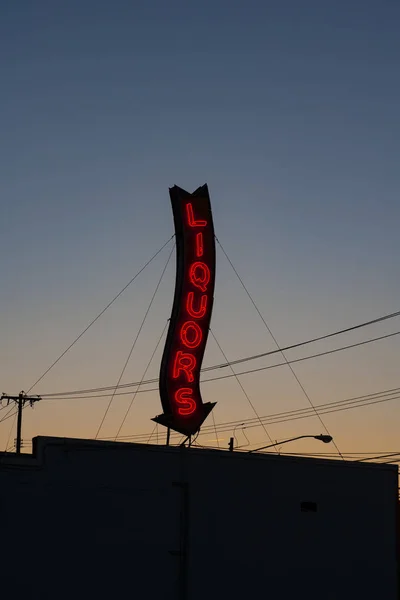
186;202;207;228
154;185;216;436
186;292;207;319
173;351;196;383
180;320;203;349
189;262;211;292
175;388;197;416
195;233;204;257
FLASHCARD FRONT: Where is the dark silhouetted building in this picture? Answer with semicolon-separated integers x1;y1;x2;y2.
0;436;397;599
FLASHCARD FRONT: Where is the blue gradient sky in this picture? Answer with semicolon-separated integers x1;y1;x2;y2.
1;1;399;454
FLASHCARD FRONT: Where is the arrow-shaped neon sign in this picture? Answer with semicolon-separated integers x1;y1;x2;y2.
153;185;216;436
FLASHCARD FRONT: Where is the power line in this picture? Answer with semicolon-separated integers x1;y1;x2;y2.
201;386;400;432
4;412;17;452
202;330;400;387
38;316;400;399
231;451;400;458
113;320;169;440
210;329;277;450
95;245;175;438
356;452;400;463
153;386;400;437
40;330;400;402
216;392;400;432
0;406;17;424
211;411;219;449
146;424;158;444
104;385;400;443
216;236;342;459
197;390;400;435
2;424;398;464
26;235;175;394
0;393;41;454
204;308;400;372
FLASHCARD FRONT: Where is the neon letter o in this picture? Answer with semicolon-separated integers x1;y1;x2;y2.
180;321;203;349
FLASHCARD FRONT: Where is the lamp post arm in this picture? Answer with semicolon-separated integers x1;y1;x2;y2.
248;435;316;454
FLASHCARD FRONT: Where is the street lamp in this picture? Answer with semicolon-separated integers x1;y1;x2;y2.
248;434;333;453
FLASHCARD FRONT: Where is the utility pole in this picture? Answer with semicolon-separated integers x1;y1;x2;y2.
0;391;41;454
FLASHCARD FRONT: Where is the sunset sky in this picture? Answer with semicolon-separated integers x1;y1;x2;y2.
1;1;399;456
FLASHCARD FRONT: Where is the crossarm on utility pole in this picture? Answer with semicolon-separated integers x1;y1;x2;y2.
0;391;41;454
